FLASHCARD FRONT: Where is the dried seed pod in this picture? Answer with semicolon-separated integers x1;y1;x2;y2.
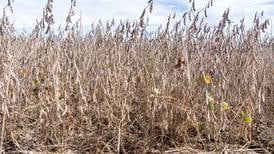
192;0;196;11
188;12;192;21
149;1;153;13
174;56;186;69
204;9;208;17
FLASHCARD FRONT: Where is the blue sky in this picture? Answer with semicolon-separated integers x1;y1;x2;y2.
1;0;274;32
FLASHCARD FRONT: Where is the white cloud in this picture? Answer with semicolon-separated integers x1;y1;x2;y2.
183;0;274;26
0;0;273;32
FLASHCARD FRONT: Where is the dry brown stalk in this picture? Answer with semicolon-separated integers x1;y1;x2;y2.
0;0;273;153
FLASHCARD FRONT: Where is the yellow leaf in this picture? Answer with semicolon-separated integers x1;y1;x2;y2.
204;73;212;84
241;111;246;117
243;116;253;123
208;100;215;111
20;68;28;78
241;112;253;123
221;101;230;110
153;88;160;95
206;91;214;102
192;122;204;131
147;57;155;65
268;140;274;145
32;79;39;87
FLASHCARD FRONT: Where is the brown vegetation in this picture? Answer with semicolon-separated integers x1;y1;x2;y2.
0;0;273;153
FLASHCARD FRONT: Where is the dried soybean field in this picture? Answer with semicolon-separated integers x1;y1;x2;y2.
0;0;273;153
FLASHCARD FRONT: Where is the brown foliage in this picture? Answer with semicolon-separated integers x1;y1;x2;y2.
0;0;273;153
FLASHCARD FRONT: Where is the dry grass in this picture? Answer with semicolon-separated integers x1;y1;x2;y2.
0;0;273;153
